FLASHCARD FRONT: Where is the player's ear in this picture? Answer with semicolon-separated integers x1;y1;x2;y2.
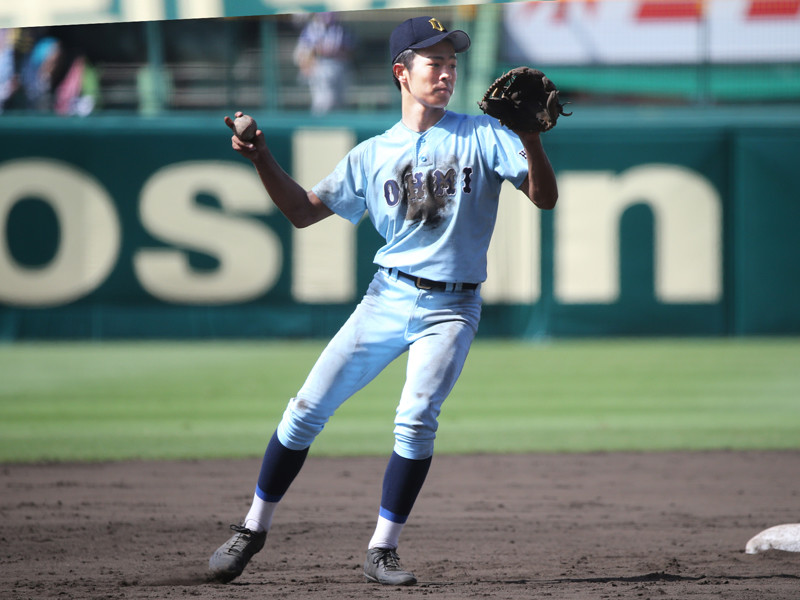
393;63;408;86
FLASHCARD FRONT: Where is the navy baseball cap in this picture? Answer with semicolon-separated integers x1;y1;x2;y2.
390;16;471;64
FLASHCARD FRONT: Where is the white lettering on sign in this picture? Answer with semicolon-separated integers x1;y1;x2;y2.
174;0;224;20
0;158;120;307
483;181;541;304
0;0;112;29
555;164;722;304
0;0;225;27
291;128;357;303
133;161;282;304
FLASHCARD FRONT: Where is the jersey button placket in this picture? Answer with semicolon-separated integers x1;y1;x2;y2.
416;136;428;166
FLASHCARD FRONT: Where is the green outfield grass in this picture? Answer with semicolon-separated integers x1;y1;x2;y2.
0;339;798;463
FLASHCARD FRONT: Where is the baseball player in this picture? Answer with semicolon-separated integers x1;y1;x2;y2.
209;15;558;586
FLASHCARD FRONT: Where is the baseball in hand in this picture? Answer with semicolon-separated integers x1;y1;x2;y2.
234;114;258;142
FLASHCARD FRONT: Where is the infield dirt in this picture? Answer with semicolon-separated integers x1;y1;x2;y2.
2;450;799;599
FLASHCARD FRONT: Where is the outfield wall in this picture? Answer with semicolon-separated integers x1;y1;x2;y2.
1;108;799;339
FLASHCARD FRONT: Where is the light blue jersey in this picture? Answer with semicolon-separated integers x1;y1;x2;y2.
313;111;528;283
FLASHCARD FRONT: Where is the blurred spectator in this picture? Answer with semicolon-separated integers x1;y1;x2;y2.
1;29;18;112
293;12;354;114
1;31;100;115
54;53;100;116
20;36;63;111
1;29;34;111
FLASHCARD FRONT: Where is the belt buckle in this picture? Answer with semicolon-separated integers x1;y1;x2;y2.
414;276;433;290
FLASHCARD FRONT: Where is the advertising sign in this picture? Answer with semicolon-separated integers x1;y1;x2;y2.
504;0;800;64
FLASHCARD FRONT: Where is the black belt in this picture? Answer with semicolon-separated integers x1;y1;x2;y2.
388;268;479;291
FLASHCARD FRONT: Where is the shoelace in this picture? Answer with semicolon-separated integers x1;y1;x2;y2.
373;549;404;572
225;524;256;555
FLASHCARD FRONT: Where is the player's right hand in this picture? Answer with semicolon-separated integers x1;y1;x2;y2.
223;111;264;159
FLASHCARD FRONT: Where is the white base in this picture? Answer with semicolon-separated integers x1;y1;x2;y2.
745;523;800;554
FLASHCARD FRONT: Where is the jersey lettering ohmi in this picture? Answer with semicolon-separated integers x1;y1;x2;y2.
313;111;529;284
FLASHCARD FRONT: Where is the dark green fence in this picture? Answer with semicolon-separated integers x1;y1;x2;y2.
1;107;799;339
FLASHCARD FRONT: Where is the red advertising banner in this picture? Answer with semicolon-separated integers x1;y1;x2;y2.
504;0;800;64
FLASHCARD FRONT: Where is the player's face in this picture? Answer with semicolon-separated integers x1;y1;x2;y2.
405;41;457;109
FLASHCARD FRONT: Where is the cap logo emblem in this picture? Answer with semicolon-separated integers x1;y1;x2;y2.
428;18;444;32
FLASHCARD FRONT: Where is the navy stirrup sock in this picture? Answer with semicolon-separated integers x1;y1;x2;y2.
255;431;309;502
379;451;433;523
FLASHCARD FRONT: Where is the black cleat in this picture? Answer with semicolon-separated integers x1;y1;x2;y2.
208;524;266;583
363;547;417;586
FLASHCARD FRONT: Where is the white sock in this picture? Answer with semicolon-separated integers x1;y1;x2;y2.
242;492;278;533
368;515;405;550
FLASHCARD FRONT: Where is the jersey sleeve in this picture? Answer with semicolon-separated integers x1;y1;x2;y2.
475;115;529;190
311;144;368;225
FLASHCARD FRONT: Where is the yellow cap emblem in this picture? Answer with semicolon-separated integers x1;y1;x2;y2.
428;18;444;32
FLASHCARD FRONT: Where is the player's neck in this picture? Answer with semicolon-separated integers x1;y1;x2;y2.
401;101;447;133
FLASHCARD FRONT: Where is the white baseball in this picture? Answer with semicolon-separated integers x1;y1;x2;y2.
234;115;258;142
